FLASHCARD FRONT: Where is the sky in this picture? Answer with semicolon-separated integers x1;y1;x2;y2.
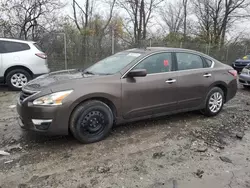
62;0;250;40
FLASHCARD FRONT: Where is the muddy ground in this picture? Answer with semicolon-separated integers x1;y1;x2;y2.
0;85;250;188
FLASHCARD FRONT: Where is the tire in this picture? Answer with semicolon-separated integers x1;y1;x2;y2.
201;87;224;117
6;69;32;90
70;100;114;144
243;85;250;89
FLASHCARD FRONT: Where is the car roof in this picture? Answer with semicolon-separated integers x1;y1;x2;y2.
125;47;218;61
0;38;35;44
126;47;203;54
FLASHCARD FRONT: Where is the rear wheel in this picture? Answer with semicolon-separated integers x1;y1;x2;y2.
6;69;32;90
70;100;114;144
201;87;224;117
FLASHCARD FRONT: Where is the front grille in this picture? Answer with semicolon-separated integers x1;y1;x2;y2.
234;64;246;68
19;90;36;103
239;79;246;84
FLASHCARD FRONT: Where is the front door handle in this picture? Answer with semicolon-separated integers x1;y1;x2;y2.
203;73;212;77
166;79;176;84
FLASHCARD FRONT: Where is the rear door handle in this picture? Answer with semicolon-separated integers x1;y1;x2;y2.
203;73;212;77
166;79;176;84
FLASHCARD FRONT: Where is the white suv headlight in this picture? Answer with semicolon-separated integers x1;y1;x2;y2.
33;90;73;106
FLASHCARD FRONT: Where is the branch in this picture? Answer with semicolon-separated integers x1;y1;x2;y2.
72;0;81;32
73;0;87;15
102;0;117;32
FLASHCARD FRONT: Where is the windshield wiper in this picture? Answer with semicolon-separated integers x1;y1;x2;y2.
99;73;112;75
83;70;95;75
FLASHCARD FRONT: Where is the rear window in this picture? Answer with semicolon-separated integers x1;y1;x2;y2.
204;58;213;67
33;43;43;51
0;41;30;53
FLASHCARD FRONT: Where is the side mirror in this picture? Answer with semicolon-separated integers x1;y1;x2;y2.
127;69;147;77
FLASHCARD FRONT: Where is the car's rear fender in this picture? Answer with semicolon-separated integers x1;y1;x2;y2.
207;80;237;103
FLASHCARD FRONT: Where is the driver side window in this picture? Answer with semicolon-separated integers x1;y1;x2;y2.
133;53;172;74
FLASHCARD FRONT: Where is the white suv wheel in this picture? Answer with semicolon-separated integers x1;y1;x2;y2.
11;73;28;88
6;69;32;90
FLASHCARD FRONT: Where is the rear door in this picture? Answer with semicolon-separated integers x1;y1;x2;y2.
175;52;214;110
121;52;178;119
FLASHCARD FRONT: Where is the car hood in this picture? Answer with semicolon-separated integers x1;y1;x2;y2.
235;59;250;63
23;69;88;91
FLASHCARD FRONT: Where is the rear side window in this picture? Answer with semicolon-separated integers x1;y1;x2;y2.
204;58;213;67
0;41;30;53
33;43;43;51
176;53;204;70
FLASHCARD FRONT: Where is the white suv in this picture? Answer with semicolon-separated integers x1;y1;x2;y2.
0;38;50;90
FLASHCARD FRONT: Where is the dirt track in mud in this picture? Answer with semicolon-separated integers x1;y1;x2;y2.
0;85;250;188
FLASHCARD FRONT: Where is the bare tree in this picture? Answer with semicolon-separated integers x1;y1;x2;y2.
71;0;117;59
160;0;184;34
193;0;213;43
220;0;250;45
119;0;164;47
72;0;93;33
72;0;116;34
193;0;250;45
0;0;64;40
183;0;188;42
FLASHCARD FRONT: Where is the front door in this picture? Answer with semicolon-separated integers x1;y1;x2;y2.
121;52;178;119
175;52;214;109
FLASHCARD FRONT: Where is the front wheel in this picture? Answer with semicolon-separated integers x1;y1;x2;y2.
70;100;114;144
201;87;224;117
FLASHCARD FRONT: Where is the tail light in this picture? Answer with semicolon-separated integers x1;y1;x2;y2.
228;70;237;78
35;53;47;59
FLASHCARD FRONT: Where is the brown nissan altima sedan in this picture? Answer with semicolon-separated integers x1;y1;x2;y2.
17;47;238;143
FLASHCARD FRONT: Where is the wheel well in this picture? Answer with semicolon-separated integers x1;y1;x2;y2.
71;97;118;120
4;66;33;82
215;84;227;101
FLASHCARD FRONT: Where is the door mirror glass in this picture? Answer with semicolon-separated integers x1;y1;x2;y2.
127;69;147;77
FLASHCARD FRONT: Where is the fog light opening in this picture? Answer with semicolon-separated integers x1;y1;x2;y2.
32;119;52;130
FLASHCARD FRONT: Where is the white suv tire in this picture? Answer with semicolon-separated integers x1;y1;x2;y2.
6;69;32;90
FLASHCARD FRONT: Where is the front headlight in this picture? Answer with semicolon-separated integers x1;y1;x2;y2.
33;90;73;106
242;68;249;75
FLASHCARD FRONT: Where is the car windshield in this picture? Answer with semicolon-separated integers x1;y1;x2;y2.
85;52;142;75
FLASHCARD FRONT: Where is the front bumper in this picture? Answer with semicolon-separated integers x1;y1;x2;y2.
17;99;69;135
239;74;250;86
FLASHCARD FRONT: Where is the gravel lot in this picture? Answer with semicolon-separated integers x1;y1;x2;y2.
0;85;250;188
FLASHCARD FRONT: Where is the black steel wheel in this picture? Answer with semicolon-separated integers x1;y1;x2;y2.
70;100;114;144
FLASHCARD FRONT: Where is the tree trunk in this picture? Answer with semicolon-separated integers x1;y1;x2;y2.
137;0;144;47
183;0;188;43
134;0;139;47
142;0;146;40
